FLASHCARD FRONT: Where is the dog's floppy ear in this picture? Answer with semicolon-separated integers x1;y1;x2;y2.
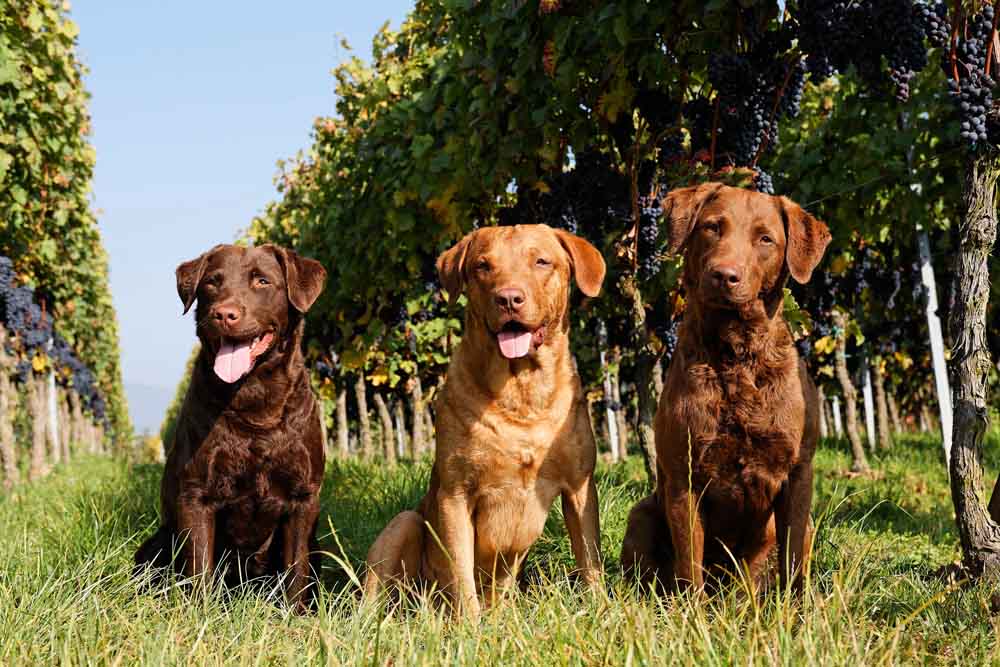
555;229;606;297
175;247;217;314
662;182;723;256
779;196;832;284
266;245;327;312
436;230;477;306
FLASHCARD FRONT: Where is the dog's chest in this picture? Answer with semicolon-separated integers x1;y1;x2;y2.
194;430;314;509
469;424;563;557
683;363;801;515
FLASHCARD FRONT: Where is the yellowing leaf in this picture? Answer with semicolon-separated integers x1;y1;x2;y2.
61;19;80;39
814;336;836;356
32;354;47;372
318;382;336;402
340;348;367;370
369;367;390;386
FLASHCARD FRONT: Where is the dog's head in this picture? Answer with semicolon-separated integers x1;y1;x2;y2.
662;183;831;315
176;244;326;383
436;224;605;360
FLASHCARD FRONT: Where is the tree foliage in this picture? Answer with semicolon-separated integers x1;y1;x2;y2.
0;0;129;440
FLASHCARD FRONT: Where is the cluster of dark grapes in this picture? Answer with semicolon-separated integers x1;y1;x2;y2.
683;97;715;155
796;0;929;102
698;30;804;168
883;1;931;101
657;317;680;359
754;169;775;195
315;358;336;380
635;89;681;141
937;4;997;148
708;54;755;99
647;316;681;362
917;1;949;48
412;280;445;323
795;241;923;364
637;196;663;280
792;243;850;359
503;149;631;244
0;256;106;422
658;131;685;165
798;0;850;81
778;60;807;118
645;295;681;360
383;276;448;338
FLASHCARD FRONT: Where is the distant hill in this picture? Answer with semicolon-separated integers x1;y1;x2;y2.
125;383;173;435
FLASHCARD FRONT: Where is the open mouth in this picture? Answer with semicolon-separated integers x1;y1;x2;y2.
496;320;547;359
213;331;275;383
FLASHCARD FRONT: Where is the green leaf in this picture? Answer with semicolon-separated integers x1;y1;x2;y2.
26;9;43;32
613;15;629;46
411;134;434;158
38;239;58;262
54;81;71;100
0;149;12;184
61;19;80;39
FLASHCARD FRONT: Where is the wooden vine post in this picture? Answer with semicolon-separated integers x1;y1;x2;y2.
354;374;373;460
0;330;19;489
28;377;48;481
831;310;868;473
336;384;350;459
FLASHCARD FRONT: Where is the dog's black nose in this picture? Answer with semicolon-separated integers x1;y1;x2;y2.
494;288;526;312
710;265;742;288
212;304;242;326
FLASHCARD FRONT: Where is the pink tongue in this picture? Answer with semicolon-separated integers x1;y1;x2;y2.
214;340;253;383
497;330;532;359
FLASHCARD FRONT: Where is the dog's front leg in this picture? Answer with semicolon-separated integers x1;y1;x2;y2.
664;481;705;590
177;497;215;582
774;461;813;593
282;498;321;613
436;490;480;619
561;475;602;588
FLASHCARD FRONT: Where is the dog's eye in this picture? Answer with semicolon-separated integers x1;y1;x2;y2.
255;276;270;286
702;222;720;235
535;258;551;267
760;235;774;245
475;259;490;272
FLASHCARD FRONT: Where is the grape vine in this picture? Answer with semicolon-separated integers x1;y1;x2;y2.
0;256;108;425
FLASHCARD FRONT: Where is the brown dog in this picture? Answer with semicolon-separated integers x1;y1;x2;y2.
134;243;327;611
621;184;831;593
363;224;606;617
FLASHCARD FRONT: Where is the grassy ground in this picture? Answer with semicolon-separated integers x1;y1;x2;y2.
1;434;999;665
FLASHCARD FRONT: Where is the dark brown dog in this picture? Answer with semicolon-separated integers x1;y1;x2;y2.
621;184;830;593
134;243;327;611
363;224;606;618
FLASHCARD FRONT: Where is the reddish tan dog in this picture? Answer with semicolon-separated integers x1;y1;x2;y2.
621;184;831;594
363;224;606;617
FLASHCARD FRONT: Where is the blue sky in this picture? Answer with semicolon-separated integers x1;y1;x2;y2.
72;2;414;432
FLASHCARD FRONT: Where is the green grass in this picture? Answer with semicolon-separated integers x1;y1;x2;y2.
1;435;999;665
